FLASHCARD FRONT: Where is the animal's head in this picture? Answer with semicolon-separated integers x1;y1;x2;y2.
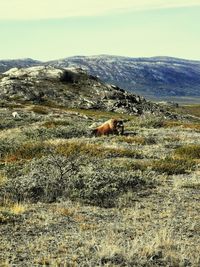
115;119;124;135
116;120;124;128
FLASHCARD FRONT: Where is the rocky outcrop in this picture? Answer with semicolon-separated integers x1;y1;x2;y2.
0;66;167;115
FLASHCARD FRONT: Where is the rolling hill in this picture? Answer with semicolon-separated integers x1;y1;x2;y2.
48;55;200;99
1;55;200;101
0;65;167;116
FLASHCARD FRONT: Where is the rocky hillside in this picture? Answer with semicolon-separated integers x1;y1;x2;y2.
48;55;200;98
1;55;200;100
0;66;167;115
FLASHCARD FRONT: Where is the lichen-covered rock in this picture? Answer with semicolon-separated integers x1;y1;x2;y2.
0;66;166;115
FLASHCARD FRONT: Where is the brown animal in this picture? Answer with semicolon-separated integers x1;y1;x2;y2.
92;119;124;136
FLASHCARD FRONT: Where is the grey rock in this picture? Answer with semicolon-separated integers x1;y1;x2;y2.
0;65;170;116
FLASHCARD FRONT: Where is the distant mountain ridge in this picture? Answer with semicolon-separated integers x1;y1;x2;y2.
1;55;200;99
0;58;41;73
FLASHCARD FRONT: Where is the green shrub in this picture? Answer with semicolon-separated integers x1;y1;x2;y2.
0;114;40;130
0;137;24;161
0;119;16;130
22;123;88;140
1;154;78;202
71;168;148;207
0;210;18;224
1;155;154;207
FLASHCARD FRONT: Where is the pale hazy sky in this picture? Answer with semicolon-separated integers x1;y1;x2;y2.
0;0;200;61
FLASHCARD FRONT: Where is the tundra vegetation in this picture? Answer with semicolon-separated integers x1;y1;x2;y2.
0;103;200;267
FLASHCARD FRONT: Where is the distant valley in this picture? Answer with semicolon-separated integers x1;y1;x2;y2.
1;55;200;102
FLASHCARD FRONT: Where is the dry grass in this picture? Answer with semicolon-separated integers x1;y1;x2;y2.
174;173;200;190
175;104;200;118
0;172;7;187
164;120;200;130
151;157;195;175
41;120;70;128
0;105;200;266
115;135;156;145
0;200;26;224
2;141;47;163
29;105;49;114
62;107;134;121
54;140;142;159
174;144;200;160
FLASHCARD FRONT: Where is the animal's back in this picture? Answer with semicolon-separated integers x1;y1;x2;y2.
92;119;114;136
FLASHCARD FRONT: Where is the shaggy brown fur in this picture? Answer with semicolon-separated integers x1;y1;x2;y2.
92;119;124;136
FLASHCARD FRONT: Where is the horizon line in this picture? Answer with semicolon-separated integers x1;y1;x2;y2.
1;54;200;62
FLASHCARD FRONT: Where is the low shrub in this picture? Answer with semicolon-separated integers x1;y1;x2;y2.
0;210;19;224
3;141;48;162
151;157;195;175
181;182;200;190
30;105;49;114
1;154;79;202
23;124;88;140
136;115;165;128
163;120;200;130
0;202;26;224
116;135;156;145
0;114;40;130
72;167;148;207
174;145;200;160
107;158;149;171
1;154;154;207
0;172;7;187
55;141;142;159
0;119;17;130
163;120;182;128
41;120;70;128
0;137;24;161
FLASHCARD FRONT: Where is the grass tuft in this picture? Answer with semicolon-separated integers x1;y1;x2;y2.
0;201;26;224
151;157;195;175
30;105;49;114
3;142;47;163
174;144;200;160
55;141;142;159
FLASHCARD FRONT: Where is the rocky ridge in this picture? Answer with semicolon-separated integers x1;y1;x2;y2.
0;66;168;116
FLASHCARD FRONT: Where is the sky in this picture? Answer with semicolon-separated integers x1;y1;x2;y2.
0;0;200;61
